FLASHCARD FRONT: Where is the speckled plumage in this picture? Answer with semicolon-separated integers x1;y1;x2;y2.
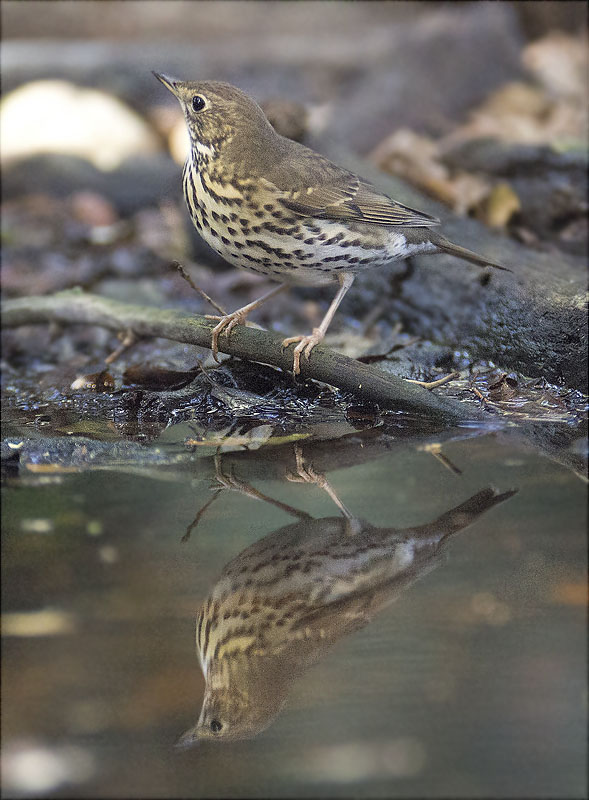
154;75;508;372
175;486;515;743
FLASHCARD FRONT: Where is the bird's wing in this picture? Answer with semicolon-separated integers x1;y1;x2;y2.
278;176;440;228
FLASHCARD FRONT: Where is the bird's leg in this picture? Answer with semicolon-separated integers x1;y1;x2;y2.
206;284;287;362
212;453;311;520
286;443;359;531
282;273;354;375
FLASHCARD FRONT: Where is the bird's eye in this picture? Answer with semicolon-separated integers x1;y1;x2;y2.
192;95;206;112
210;719;223;733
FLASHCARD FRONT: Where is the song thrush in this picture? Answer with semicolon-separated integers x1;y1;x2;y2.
177;486;515;743
154;75;509;374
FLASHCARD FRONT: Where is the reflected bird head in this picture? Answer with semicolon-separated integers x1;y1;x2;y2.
179;671;290;743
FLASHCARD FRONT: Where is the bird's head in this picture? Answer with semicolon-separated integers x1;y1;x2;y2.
153;73;274;156
175;681;287;746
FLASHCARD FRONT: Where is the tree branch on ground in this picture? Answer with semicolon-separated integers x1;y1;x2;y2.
1;289;486;422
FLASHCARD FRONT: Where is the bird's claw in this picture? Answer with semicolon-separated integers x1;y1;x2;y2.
281;328;324;375
206;312;247;361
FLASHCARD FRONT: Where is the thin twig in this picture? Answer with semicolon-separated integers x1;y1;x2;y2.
104;328;140;364
171;260;227;316
181;489;223;542
406;371;460;390
418;443;463;475
470;385;489;404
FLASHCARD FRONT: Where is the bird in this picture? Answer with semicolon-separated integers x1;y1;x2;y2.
154;74;509;375
176;486;516;744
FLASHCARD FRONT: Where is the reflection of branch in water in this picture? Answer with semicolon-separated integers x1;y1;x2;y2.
417;442;463;475
181;489;223;543
177;485;516;746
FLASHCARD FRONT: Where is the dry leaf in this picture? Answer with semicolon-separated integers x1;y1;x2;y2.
475;183;521;229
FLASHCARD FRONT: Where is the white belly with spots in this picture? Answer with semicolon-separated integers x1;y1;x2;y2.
185;159;437;287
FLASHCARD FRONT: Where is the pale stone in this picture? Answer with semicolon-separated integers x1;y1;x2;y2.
0;80;160;170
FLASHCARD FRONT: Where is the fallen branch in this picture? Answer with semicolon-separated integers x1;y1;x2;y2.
1;289;485;422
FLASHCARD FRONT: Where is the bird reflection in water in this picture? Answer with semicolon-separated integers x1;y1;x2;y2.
178;447;516;744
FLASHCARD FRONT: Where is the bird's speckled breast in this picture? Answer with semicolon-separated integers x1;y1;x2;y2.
182;153;429;286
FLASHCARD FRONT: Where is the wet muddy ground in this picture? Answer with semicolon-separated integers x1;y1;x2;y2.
1;2;587;798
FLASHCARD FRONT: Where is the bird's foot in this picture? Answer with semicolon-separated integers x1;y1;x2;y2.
286;443;358;526
205;311;249;362
285;443;324;486
211;455;254;495
281;327;325;375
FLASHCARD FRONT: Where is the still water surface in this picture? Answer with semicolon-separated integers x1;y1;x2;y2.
2;423;587;798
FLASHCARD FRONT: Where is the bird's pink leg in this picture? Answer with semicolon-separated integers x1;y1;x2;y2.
282;272;354;375
206;284;287;361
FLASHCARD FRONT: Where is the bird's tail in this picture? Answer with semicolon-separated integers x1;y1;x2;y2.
433;487;517;544
433;235;511;272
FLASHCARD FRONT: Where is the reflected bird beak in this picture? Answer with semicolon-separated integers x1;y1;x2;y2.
174;726;200;750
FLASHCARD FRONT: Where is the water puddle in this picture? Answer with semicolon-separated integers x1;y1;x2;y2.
2;411;586;797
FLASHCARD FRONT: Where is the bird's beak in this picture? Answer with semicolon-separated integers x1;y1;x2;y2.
174;725;200;750
152;71;182;98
